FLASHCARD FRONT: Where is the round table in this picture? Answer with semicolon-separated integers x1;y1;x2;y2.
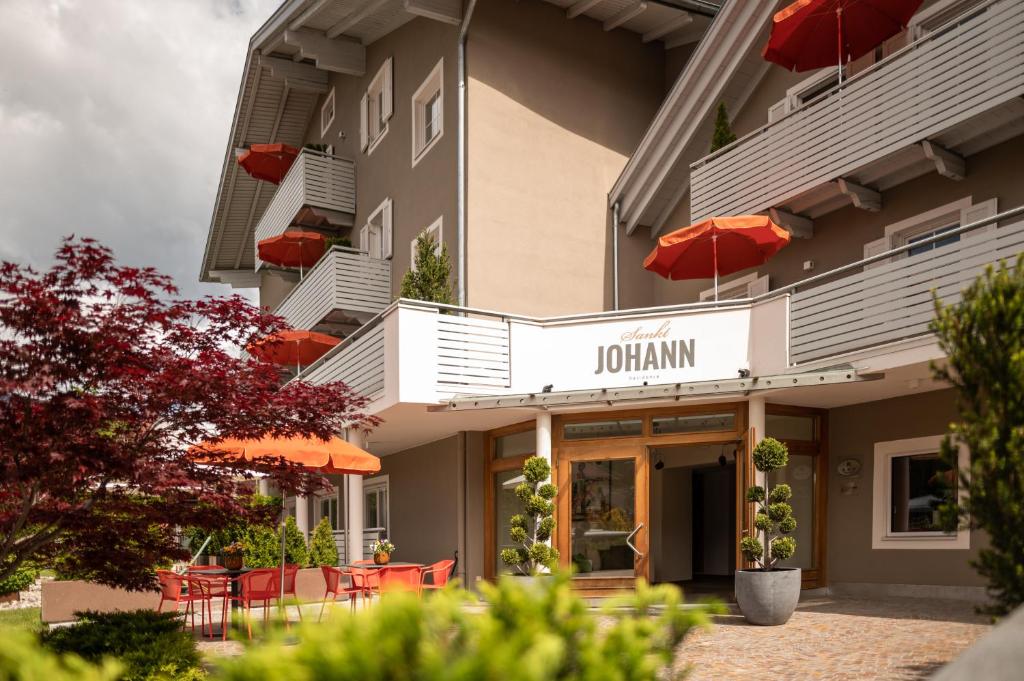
190;567;252;607
343;562;424;569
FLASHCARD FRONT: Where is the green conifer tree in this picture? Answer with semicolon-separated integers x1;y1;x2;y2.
308;517;339;567
710;102;737;153
280;515;309;567
400;233;453;304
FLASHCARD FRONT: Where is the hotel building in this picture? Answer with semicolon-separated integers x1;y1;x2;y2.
199;0;1024;601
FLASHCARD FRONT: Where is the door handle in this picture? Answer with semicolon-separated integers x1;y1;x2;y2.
625;523;645;559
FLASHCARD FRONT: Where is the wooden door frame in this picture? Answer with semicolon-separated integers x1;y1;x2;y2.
554;442;649;587
764;403;829;589
483;420;536;580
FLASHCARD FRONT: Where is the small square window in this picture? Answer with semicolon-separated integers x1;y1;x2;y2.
411;59;443;166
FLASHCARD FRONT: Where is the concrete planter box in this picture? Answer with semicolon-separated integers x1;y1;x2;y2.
735;568;801;626
41;568;331;624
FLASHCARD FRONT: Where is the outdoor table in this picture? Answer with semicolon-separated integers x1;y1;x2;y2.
194;567;252;608
343;562;425;569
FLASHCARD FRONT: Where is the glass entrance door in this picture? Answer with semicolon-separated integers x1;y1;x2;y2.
556;446;648;586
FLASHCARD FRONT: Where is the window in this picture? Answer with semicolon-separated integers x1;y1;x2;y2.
364;477;389;532
651;413;735;435
360;58;393;154
410;217;442;271
871;435;969;549
563;419;642;441
411;59;443;166
906;223;960;257
320;88;336;137
360;198;393;260
495;429;535;459
863;197;997;268
317;489;340;531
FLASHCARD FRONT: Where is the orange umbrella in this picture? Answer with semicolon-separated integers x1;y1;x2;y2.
236;143;300;184
257;231;326;278
644;215;790;301
196;435;380;476
248;330;339;372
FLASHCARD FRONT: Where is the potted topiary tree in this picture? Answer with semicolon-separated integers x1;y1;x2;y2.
736;436;800;625
500;456;559;579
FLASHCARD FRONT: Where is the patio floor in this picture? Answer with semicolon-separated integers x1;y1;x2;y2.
675;596;992;681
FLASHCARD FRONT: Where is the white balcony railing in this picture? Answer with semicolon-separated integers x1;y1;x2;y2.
293;208;1023;408
689;0;1024;220
274;247;391;331
254;149;356;268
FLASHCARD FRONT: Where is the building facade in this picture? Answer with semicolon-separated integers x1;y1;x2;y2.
199;0;1023;602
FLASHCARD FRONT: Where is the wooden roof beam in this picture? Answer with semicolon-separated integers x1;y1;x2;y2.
837;178;881;212
326;0;390;39
642;12;692;43
567;0;605;20
403;0;463;25
263;55;330;93
605;1;647;31
769;208;814;239
284;28;366;76
921;140;966;181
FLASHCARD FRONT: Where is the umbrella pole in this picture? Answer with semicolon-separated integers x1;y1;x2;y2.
713;234;719;302
836;5;843;85
279;508;287;606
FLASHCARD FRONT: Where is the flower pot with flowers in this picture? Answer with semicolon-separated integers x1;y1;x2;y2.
222;541;246;571
371;538;396;565
736;437;801;626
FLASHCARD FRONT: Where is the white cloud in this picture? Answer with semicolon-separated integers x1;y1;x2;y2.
0;0;282;300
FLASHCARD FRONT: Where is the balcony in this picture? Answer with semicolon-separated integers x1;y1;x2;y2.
690;0;1024;221
254;149;356;268
274;246;391;334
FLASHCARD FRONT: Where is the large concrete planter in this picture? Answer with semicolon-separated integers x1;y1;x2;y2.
735;568;801;626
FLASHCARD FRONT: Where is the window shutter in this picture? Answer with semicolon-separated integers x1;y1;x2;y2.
382;199;393;260
862;236;889;270
748;274;770;297
881;30;908;58
382;57;394;121
846;49;876;78
767;99;789;124
359;94;369;152
961;198;998;239
359;224;369;252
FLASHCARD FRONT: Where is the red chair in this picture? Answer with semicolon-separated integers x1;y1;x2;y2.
349;566;380;603
156;570;207;634
279;564;303;625
190;574;232;640
236;568;279;639
420;559;456;592
319;566;364;620
378;565;423;595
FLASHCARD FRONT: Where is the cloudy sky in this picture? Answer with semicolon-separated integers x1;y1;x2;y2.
0;0;281;300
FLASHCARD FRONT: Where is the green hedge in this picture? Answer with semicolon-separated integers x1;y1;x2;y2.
0;565;38;596
41;610;203;681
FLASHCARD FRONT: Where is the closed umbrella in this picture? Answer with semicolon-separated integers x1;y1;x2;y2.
193;435;380;603
257;231;327;279
236;143;300;184
763;0;924;83
247;330;340;374
644;215;790;301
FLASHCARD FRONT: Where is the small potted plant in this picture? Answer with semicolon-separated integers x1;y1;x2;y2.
500;455;559;578
736;437;800;625
222;541;246;571
370;538;396;565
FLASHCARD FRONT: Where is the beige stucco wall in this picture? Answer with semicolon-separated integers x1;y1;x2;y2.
466;0;666;316
643;132;1024;308
372;435;461;569
827;389;987;587
309;18;460;300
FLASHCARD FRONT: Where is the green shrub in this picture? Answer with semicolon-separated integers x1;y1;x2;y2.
243;524;280;569
501;456;559;575
0;564;37;595
0;628;120;681
741;437;798;570
218;573;719;681
932;254;1024;615
710;102;737;152
41;610;201;681
281;516;308;567
308;517;339;567
400;232;453;304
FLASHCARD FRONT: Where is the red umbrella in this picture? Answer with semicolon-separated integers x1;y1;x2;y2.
236;143;300;184
257;231;326;278
248;330;340;372
763;0;923;82
644;215;790;301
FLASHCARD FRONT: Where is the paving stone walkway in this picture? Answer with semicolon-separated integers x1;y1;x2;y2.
675;597;991;681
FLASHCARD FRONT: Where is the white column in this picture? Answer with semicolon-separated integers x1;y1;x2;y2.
296;494;310;538
257;478;270;496
346;429;365;564
535;412;553;564
748;396;767;490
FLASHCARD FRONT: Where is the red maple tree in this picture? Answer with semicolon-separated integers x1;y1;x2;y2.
0;238;377;590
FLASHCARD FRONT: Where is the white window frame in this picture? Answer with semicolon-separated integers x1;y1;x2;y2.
410;217;443;272
320;87;336;138
363;475;390;533
361;58;393;155
411;59;444;167
871;435;970;550
698;272;768;302
360;198;393;260
315;487;340;531
863;196;997;268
